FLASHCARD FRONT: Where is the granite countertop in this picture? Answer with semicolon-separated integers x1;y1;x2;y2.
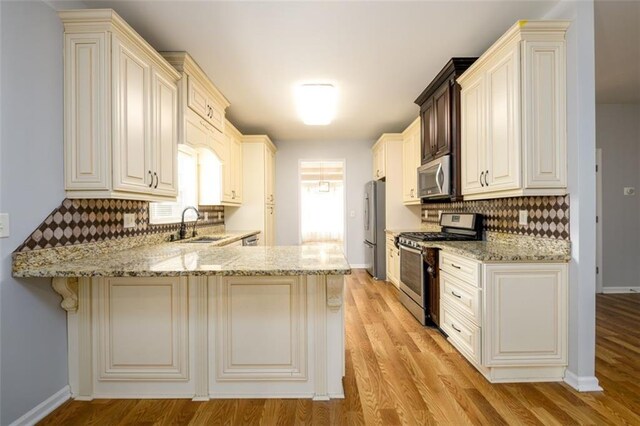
417;232;571;262
13;228;352;277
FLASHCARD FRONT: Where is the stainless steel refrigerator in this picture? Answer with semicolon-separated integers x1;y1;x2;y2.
364;180;386;279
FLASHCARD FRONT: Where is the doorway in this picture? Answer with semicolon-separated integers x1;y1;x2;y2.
298;160;346;252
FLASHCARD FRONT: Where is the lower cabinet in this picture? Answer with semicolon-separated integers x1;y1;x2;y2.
439;252;568;383
386;234;400;287
67;274;345;400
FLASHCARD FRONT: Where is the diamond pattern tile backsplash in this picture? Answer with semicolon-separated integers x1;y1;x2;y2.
422;195;570;240
15;198;225;252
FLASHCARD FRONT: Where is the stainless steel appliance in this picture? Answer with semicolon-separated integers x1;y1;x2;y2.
418;155;451;200
397;213;482;326
363;180;386;279
242;234;258;246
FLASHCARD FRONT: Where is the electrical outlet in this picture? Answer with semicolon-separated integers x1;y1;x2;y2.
349;210;355;218
624;187;636;196
424;210;429;219
0;213;10;238
204;212;209;221
217;211;222;221
518;210;528;227
123;213;136;229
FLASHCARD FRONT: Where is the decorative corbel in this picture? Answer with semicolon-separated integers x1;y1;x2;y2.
52;277;79;313
326;275;344;311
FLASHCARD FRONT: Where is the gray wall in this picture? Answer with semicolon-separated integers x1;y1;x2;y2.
274;140;372;266
0;1;69;424
596;103;640;288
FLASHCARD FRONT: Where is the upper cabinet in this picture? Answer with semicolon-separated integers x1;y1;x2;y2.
372;136;388;180
414;58;477;201
402;118;421;205
459;21;569;200
224;119;243;205
60;9;181;201
161;52;244;207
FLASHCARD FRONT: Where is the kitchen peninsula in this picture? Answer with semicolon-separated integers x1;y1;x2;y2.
12;232;351;401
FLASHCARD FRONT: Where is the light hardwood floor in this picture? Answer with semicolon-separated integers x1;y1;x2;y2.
40;270;640;425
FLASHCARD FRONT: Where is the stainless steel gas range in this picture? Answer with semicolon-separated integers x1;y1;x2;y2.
396;213;482;326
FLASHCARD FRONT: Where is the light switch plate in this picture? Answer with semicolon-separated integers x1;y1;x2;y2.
518;210;528;227
204;212;209;221
624;187;636;196
217;211;222;221
0;213;9;238
123;213;136;229
349;210;355;218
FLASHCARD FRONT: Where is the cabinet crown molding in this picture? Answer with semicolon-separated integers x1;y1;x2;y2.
241;135;277;152
402;117;420;136
162;51;231;110
458;20;570;85
414;57;478;106
58;9;180;81
373;133;402;148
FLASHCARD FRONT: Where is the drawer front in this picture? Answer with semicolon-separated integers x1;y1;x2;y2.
441;301;481;365
440;252;480;287
441;271;482;325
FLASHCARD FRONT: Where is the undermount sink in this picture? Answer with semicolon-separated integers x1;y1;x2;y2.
180;236;225;243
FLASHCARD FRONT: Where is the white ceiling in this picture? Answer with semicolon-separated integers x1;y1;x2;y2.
595;0;640;104
62;1;559;141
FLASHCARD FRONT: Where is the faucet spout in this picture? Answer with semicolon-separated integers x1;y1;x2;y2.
179;206;200;240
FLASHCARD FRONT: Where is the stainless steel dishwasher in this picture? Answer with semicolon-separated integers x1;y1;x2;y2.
242;234;258;246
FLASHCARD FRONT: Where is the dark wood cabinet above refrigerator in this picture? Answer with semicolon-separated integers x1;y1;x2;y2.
414;57;477;201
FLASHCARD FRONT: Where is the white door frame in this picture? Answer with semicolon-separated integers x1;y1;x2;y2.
596;148;603;293
297;159;348;257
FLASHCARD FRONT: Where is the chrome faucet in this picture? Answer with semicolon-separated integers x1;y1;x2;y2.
179;206;200;240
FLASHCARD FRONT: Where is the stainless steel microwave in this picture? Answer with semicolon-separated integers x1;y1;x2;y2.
418;155;451;200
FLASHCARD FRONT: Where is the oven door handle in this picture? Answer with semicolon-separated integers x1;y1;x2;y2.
400;245;423;255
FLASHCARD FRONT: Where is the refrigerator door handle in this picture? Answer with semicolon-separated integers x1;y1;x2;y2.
364;195;369;230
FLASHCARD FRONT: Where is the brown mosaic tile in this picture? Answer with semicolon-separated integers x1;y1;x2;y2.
15;199;225;252
421;195;570;240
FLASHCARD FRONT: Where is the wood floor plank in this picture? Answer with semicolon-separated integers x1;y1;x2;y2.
38;271;640;426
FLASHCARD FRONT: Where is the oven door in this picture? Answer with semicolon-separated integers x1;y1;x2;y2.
418;155;450;199
399;245;424;307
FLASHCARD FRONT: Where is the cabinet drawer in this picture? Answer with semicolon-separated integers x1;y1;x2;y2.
441;271;482;325
440;252;480;287
441;301;481;366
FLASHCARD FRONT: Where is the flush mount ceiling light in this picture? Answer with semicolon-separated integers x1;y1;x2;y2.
295;84;337;125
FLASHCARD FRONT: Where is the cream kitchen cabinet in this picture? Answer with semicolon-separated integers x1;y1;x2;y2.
459;21;569;200
402;118;421;204
60;9;180;201
225;135;277;246
385;234;400;287
439;251;568;383
224;120;243;205
372;137;387;180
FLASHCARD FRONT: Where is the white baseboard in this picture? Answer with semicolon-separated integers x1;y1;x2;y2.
564;370;603;392
349;264;367;269
601;286;640;294
9;385;70;426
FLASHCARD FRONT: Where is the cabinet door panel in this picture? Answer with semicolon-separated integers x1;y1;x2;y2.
96;277;189;380
152;69;178;196
421;99;435;164
64;33;109;190
433;84;451;158
483;264;567;366
485;46;520;191
460;74;485;195
187;76;210;121
523;41;566;188
112;38;152;193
